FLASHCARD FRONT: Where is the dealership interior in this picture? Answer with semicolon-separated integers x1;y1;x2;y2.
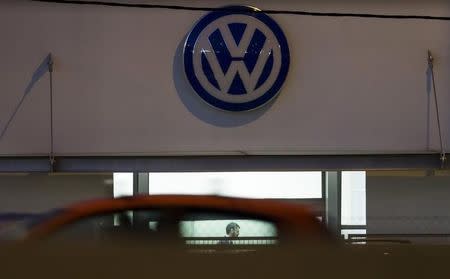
1;168;450;244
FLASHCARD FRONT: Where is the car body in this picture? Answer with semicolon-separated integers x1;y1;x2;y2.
2;195;330;245
3;196;441;279
0;213;41;239
0;213;38;226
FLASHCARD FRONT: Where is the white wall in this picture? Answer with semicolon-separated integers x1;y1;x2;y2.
367;173;450;234
0;1;449;156
0;173;112;213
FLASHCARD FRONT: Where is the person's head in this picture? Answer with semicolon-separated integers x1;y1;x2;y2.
225;222;240;237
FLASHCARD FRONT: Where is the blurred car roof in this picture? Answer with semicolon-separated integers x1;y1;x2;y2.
22;195;329;241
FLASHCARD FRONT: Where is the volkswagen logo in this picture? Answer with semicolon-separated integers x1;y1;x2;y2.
184;6;290;112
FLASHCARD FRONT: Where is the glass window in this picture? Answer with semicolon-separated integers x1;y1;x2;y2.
113;173;133;198
148;171;322;199
181;214;278;246
341;171;366;225
341;229;367;240
47;209;278;247
180;219;277;237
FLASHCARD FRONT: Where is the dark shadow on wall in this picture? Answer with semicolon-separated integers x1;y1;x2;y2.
172;36;276;127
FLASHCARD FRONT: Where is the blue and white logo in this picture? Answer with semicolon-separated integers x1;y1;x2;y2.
184;6;290;111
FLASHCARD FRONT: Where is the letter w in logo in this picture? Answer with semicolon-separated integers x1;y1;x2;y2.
200;23;274;95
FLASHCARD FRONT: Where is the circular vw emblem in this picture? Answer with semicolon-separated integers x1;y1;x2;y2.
184;6;290;111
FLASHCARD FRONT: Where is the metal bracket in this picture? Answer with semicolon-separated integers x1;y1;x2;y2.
427;50;447;168
48;53;55;171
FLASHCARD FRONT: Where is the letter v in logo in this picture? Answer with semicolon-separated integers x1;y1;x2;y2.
184;6;290;112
